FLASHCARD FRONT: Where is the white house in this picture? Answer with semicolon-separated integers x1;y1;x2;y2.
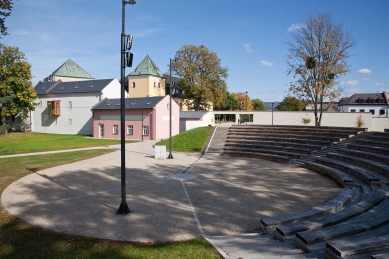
32;78;122;135
338;91;389;117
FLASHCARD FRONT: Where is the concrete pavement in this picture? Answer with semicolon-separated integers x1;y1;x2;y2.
1;140;341;243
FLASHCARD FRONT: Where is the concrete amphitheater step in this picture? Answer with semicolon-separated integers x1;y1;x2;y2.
206;127;229;154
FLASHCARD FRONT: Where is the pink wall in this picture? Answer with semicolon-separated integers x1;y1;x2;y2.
92;96;180;140
92;108;155;140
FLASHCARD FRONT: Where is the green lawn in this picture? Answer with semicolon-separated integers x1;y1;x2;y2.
0;132;137;155
0;130;221;259
155;126;214;152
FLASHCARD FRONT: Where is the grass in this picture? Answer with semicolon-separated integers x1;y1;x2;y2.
0;134;221;258
155;126;214;152
0;132;137;156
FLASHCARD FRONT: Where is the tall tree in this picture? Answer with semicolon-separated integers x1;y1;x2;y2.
287;12;355;126
251;98;266;111
276;96;306;111
223;91;239;110
0;44;37;134
232;92;252;110
171;44;228;111
0;0;13;38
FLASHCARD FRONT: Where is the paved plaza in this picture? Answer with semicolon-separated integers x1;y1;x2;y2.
1;140;340;243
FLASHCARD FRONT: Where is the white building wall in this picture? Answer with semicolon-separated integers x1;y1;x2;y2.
339;105;388;117
101;79;122;99
179;112;214;132
32;93;101;135
210;111;388;131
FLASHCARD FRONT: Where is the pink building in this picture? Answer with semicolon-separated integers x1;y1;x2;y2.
91;96;179;140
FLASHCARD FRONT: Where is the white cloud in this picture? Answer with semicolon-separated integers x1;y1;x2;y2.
375;83;387;86
243;43;253;53
340;80;359;86
288;23;306;32
363;77;369;80
260;61;273;67
358;68;371;74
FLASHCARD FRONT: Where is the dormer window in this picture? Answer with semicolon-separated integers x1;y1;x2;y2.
358;98;364;103
47;100;61;116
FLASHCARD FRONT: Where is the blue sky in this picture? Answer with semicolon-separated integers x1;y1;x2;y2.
2;0;389;102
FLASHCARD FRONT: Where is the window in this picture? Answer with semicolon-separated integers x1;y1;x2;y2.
158;82;161;88
359;109;365;112
127;125;133;135
380;109;385;115
154;82;156;88
370;109;375;115
132;82;135;88
69;118;72;125
350;109;356;112
113;125;119;134
143;126;149;136
99;124;104;138
47;100;61;115
69;101;72;109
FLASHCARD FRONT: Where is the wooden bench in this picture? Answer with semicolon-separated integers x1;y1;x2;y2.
372;251;389;259
227;132;343;142
224;142;314;154
324;231;389;258
295;199;389;247
337;148;389;164
223;146;303;158
304;161;355;187
315;156;381;185
356;140;389;149
226;135;334;146
222;150;290;163
275;187;385;240
259;187;355;233
347;144;389;156
326;153;389;182
225;139;323;150
228;128;354;139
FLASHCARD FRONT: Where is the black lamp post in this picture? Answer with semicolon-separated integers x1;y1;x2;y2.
117;0;136;215
271;102;274;125
245;91;248;110
168;58;174;159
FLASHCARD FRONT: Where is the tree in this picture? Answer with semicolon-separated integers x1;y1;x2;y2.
251;98;266;111
232;92;252;110
0;0;13;38
276;96;306;111
171;44;228;111
221;91;239;111
287;12;355;126
0;44;37;134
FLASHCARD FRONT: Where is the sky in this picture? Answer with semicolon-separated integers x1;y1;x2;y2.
2;0;389;102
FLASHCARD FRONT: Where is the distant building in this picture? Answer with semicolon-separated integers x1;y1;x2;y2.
91;96;179;140
338;91;389;117
43;59;95;82
305;102;339;112
32;79;121;135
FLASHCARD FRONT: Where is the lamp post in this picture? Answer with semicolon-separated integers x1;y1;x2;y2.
271;102;274;125
168;58;174;159
245;91;248;111
117;0;136;215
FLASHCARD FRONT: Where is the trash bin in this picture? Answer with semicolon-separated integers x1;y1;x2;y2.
155;146;166;159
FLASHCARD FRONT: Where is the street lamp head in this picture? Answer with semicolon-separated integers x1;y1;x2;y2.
127;0;136;5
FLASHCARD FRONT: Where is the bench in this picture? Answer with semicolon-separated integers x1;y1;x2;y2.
226;135;334;146
304;161;355;187
275;187;385;240
337;148;389;164
295;200;389;247
222;150;290;163
259;187;355;233
315;156;381;185
357;140;389;149
223;146;303;158
225;139;323;150
347;144;389;156
326;152;389;182
225;142;314;154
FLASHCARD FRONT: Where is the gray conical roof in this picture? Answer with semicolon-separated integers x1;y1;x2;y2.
128;55;163;78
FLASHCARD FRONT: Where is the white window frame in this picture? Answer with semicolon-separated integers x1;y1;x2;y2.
127;125;133;135
143;126;149;136
113;125;119;135
99;124;104;138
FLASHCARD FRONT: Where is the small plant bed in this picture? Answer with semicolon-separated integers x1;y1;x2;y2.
155;126;213;152
0;132;137;155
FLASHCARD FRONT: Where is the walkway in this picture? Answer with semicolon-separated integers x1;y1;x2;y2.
2;137;340;257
